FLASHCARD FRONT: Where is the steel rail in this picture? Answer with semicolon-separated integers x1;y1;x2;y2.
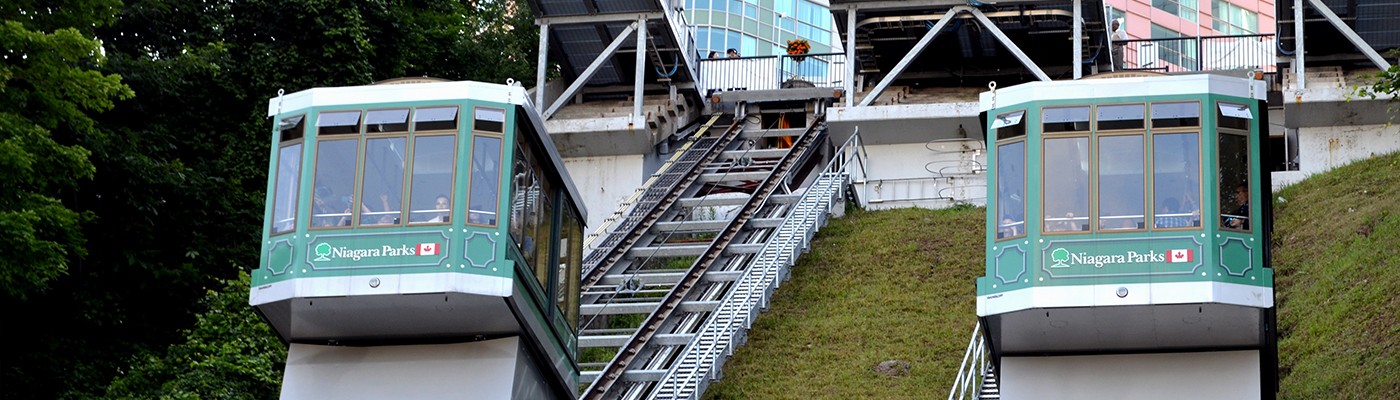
582;116;826;400
580;117;743;291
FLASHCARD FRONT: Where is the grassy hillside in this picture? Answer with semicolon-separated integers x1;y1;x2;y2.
1272;152;1400;399
699;151;1400;399
703;206;985;399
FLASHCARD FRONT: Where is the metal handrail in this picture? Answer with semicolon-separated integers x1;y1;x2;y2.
698;52;848;94
947;322;989;400
1114;33;1276;73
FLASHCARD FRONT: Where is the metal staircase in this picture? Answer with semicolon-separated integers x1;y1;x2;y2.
575;112;867;400
646;132;865;400
948;322;995;400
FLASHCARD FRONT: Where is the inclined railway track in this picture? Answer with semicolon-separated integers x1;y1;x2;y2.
579;115;829;400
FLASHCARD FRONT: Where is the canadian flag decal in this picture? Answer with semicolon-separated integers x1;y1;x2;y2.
1169;249;1193;263
418;243;439;256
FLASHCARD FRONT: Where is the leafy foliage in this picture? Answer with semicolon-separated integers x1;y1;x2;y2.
0;13;131;299
2;0;543;398
104;272;286;400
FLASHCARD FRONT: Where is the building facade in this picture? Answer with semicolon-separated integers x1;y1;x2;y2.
683;0;838;58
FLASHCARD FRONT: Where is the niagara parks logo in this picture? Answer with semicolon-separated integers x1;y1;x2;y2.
310;242;441;263
1050;248;1071;268
1047;247;1195;269
314;243;332;261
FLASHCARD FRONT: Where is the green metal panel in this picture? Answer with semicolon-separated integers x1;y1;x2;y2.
979;92;1271;296
256;98;516;287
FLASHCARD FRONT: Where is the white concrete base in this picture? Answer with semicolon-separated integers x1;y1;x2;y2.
562;155;645;233
281;337;558;400
1002;350;1261;400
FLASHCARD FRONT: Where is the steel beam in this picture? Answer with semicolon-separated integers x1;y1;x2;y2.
1295;0;1305;89
1306;0;1392;70
858;7;966;107
535;23;549;112
846;5;857;107
1073;0;1082;79
968;8;1052;82
534;12;664;26
544;22;638;120
634;17;647;119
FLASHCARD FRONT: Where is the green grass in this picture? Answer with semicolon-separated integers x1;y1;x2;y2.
1272;152;1400;399
702;205;985;399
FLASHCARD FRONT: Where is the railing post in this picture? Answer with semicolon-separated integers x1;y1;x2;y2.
1196;36;1204;71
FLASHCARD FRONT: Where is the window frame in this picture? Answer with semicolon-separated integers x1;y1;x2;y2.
356;125;410;229
1040;134;1094;235
993;110;1028;242
405;132;459;226
1093;130;1149;233
1148;129;1205;232
414;105;461;133
271;114;307;236
308;135;365;231
1041;105;1092;134
363;107;411;134
1094;102;1147;132
1215;100;1253;233
1150;100;1202;129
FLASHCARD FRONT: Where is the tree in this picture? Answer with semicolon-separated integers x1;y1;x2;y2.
0;13;132;299
104;272;286;400
4;0;544;398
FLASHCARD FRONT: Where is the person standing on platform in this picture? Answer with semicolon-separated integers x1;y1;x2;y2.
1111;19;1127;70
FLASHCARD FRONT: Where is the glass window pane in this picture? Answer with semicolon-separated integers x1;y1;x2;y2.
1042;106;1091;133
272;144;302;234
1152;101;1200;128
1043;137;1090;232
408;135;457;224
996;141;1026;239
474;107;506;132
414;107;458;131
318;111;361;135
1096;104;1145;130
311;139;360;228
359;137;407;226
1218;102;1252;130
365;109;409;133
510;146;537;266
280;115;305;142
994;110;1026;140
558;209;582;331
1219;133;1250;230
1098;135;1145;230
1152;132;1202;229
534;197;554;289
469;136;502;225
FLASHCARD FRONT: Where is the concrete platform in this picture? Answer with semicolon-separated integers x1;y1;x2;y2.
545;94;701;157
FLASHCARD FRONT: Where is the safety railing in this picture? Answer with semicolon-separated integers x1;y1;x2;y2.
1115;34;1276;73
947;322;990;400
647;128;866;400
697;52;847;95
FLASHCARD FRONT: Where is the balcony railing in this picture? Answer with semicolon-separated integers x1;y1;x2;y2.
1116;34;1276;73
697;52;846;94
